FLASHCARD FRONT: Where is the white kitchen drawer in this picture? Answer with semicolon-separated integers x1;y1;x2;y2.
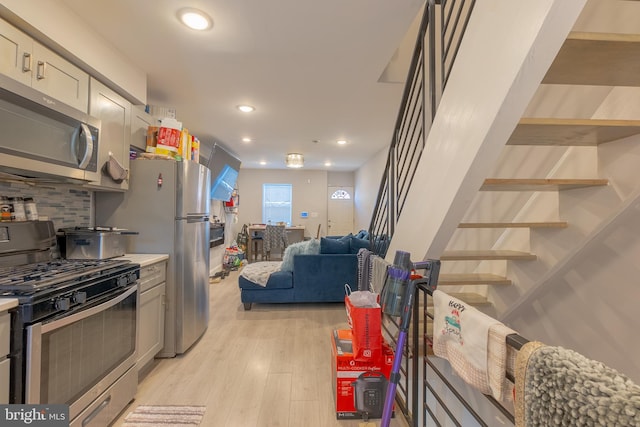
138;261;166;293
0;358;9;404
0;312;9;357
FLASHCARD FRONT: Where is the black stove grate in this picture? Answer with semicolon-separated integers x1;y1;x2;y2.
0;258;131;293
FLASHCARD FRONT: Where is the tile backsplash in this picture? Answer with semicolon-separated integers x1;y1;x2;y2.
0;181;91;230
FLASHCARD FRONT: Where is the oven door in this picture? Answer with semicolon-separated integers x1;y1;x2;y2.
25;284;137;421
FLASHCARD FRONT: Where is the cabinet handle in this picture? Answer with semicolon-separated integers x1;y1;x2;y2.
36;61;46;80
22;53;32;72
82;395;111;426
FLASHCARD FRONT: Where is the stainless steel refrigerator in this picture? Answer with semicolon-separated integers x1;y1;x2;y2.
96;159;211;357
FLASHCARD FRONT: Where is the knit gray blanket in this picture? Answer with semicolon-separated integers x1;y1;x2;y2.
515;343;640;426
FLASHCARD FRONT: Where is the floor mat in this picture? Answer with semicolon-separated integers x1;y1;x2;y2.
122;405;206;426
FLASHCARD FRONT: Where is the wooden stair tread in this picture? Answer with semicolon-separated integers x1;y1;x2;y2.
481;178;609;192
439;273;512;285
508;118;640;146
458;221;568;228
543;31;640;87
441;250;537;261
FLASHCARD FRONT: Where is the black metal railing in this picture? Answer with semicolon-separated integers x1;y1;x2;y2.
369;0;476;258
373;1;477;424
417;284;527;426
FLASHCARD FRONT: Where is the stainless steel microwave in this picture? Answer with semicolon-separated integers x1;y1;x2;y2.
0;73;100;182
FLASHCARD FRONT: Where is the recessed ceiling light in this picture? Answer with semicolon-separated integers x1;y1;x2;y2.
237;105;255;113
337;139;347;145
259;161;267;166
242;137;252;143
324;162;332;167
177;8;213;31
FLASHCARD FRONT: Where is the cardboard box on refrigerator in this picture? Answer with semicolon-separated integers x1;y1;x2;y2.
331;329;395;419
156;118;182;153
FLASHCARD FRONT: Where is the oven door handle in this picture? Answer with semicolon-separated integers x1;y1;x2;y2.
41;285;137;334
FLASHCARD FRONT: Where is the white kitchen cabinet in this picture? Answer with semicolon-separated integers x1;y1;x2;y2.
0;306;15;404
89;77;131;191
131;105;156;152
0;18;89;112
137;260;167;376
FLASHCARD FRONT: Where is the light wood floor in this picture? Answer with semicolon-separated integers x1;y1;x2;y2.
111;268;409;427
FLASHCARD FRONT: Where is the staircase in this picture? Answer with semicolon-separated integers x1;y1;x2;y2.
439;13;640;314
371;2;640;424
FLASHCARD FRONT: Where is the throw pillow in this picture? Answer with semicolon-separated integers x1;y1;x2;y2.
355;229;369;240
349;236;371;254
320;236;350;254
280;239;321;271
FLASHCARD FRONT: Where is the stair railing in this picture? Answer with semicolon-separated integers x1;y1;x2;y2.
374;0;477;425
369;0;476;258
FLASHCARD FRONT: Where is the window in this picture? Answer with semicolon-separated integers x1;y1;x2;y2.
330;189;351;199
263;184;292;225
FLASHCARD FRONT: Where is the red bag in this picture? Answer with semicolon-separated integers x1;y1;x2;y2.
345;291;382;361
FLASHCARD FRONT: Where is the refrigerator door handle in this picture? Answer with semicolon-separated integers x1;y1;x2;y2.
183;215;210;223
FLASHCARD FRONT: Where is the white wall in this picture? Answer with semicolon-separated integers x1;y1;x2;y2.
327;171;354;187
354;147;387;231
0;0;147;103
234;169;329;240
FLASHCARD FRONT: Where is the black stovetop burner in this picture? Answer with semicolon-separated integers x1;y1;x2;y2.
0;221;140;326
0;258;131;294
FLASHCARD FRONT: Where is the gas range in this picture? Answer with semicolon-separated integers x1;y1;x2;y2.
1;221;140;422
0;258;139;324
0;221;139;323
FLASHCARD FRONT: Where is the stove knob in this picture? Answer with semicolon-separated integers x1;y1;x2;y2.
73;291;87;304
55;297;71;311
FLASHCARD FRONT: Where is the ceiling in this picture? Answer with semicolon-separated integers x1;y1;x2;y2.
59;0;423;171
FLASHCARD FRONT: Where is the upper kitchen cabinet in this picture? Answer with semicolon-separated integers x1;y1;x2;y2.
0;18;89;113
89;78;131;191
0;19;31;86
131;105;156;152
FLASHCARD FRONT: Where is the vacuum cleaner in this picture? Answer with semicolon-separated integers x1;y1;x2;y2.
379;250;440;427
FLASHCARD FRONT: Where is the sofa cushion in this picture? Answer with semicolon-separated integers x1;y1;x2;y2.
292;254;358;302
349;236;371;254
281;238;320;271
320;235;350;254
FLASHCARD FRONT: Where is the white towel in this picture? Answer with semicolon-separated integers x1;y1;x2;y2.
371;255;390;293
432;290;497;395
488;323;516;402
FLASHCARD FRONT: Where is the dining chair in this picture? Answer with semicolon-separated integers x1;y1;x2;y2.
263;224;287;260
251;230;264;262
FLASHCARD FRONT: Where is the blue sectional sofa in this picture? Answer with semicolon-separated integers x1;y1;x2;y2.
238;234;369;310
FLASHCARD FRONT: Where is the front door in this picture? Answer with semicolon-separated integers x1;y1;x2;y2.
327;186;354;236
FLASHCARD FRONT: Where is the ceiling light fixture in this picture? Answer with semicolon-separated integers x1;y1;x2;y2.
259;161;267;166
242;137;252;142
324;162;332;167
337;139;347;145
177;8;213;31
286;153;304;168
237;105;255;113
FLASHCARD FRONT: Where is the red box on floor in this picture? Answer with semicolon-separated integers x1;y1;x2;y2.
331;329;395;419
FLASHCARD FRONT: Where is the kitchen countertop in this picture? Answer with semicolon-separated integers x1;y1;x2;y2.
120;254;169;268
0;298;18;312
